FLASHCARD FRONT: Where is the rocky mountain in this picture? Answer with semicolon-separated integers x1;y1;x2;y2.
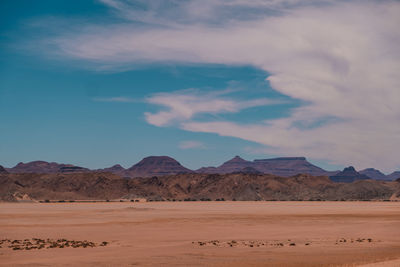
252;157;332;176
388;171;400;181
330;166;370;183
98;164;126;175
7;161;89;174
2;156;396;181
1;172;399;202
197;156;335;177
124;156;193;178
0;165;8;174
359;168;388;180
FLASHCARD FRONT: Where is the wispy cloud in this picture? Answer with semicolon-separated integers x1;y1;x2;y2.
30;0;400;171
179;140;206;150
144;89;282;127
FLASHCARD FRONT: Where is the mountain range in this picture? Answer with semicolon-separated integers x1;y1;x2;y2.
2;156;400;181
1;172;399;202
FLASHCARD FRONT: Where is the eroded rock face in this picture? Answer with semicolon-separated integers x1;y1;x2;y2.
124;156;193;178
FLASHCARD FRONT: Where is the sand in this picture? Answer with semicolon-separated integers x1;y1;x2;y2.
0;201;399;266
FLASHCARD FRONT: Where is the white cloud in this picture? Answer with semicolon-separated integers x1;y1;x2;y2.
179;140;206;150
144;89;280;126
36;0;400;172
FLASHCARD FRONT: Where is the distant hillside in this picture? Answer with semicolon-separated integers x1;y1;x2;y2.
330;166;370;183
1;172;399;202
2;156;398;181
360;168;388;180
7;161;89;174
388;171;400;181
124;156;193;177
97;164;126;175
197;156;336;177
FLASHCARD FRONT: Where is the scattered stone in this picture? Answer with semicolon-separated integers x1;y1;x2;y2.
0;238;108;251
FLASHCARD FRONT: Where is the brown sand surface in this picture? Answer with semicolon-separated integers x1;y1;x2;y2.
0;201;399;266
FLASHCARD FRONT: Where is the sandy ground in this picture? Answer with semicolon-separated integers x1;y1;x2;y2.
0;201;399;267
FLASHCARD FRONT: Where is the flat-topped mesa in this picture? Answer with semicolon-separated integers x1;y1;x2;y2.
125;156;193;178
254;157;307;162
8;161;88;174
196;156;330;177
252;157;328;177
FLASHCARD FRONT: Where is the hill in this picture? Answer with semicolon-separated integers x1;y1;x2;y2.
124;156;193;177
388;171;400;181
1;172;399;202
330;166;370;183
7;161;89;174
197;156;335;176
360;168;389;180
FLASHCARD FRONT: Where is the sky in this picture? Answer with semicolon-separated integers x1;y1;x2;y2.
0;0;399;173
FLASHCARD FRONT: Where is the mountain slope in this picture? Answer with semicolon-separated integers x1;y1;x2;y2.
8;161;89;174
124;156;193;178
330;166;370;183
1;172;398;202
359;168;388;180
388;171;400;181
98;164;126;175
197;156;335;176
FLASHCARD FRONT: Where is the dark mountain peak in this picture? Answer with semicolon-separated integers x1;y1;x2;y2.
226;156;247;163
109;164;124;170
215;156;252;173
125;156;193;178
0;165;8;174
343;166;356;172
330;166;370;183
130;156;183;169
97;164;125;174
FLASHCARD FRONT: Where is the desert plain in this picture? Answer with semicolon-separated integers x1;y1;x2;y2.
1;201;400;267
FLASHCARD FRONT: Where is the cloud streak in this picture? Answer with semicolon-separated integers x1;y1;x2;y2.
34;0;400;171
179;140;206;150
144;89;280;126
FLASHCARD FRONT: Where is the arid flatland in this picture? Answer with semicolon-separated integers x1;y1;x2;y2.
1;202;400;266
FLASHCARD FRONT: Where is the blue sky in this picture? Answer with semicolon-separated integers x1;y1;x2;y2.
1;0;399;172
